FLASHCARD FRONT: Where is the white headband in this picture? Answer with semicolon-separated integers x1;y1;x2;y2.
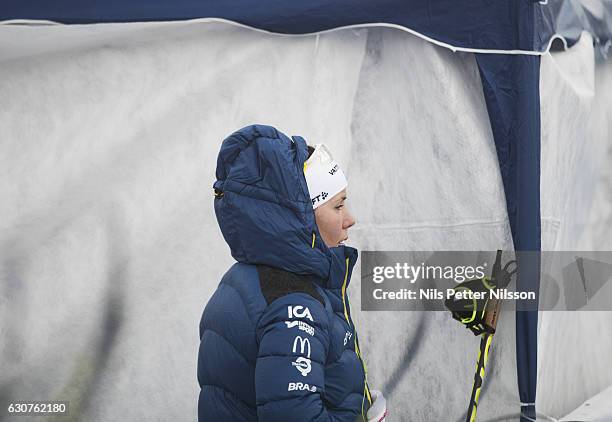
303;143;347;209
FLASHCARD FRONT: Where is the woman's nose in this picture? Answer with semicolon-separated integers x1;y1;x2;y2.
344;209;356;229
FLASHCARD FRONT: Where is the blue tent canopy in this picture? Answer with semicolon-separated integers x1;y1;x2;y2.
5;0;607;53
5;1;609;420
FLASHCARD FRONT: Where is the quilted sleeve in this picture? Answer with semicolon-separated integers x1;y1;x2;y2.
255;293;337;421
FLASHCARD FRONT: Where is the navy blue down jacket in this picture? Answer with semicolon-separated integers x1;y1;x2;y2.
198;125;371;421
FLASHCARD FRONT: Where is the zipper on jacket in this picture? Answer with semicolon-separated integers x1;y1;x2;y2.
341;257;372;417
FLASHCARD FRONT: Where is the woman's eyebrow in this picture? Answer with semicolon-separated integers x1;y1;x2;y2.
339;196;347;201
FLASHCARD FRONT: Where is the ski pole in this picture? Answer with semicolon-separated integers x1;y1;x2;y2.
445;251;517;421
465;332;493;422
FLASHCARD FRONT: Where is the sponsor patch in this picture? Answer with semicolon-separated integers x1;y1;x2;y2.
291;356;312;376
288;382;317;392
292;336;311;357
285;320;315;336
288;305;314;321
343;331;353;346
311;192;329;206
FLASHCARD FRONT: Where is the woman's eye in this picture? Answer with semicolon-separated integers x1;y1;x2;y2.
335;205;344;210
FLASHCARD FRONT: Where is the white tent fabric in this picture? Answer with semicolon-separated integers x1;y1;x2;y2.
1;21;611;421
561;385;612;421
539;33;612;419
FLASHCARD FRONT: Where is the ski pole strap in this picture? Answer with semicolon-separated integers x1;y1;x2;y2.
465;333;493;422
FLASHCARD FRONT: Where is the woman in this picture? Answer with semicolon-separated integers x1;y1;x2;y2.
198;124;386;421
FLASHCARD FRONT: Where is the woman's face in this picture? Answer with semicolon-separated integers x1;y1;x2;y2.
314;188;356;248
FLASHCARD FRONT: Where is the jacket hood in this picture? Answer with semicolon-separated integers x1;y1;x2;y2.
213;124;357;289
